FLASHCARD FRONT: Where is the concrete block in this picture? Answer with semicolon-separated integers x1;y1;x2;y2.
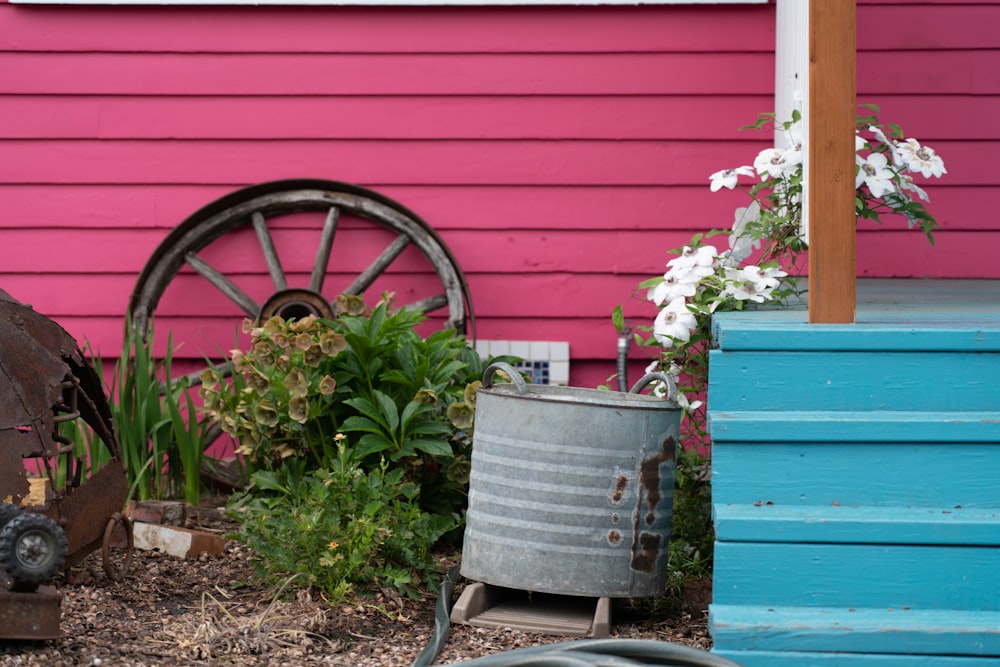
132;522;226;559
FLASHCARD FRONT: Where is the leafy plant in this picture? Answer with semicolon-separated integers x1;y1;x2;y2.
59;320;209;505
201;297;500;518
227;442;458;603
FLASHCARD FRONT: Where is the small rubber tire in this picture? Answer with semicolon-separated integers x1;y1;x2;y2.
0;512;68;592
0;503;21;531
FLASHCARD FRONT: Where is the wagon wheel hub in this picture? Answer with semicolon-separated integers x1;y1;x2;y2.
259;288;336;323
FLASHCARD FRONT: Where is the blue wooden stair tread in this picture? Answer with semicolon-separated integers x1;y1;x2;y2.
710;411;1000;442
714;504;1000;544
710;605;1000;656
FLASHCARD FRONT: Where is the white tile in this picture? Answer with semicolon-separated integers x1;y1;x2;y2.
509;340;531;359
529;340;549;359
549;360;570;385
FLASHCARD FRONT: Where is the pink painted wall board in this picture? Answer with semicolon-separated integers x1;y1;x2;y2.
0;1;997;391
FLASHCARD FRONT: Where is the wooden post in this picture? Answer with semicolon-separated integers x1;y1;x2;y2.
808;0;856;324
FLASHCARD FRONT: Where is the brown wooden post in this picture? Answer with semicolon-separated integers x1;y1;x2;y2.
808;0;857;323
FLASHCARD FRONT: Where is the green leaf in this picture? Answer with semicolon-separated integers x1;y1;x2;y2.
343;396;392;432
354;433;395;459
249;470;290;495
612;305;624;333
399;400;432;432
408;420;453;437
373;390;400;435
340;414;387;436
407;438;454;458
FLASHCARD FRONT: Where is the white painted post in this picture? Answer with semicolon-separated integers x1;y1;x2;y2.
775;0;809;237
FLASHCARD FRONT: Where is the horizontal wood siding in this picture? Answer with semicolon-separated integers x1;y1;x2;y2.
1;1;998;388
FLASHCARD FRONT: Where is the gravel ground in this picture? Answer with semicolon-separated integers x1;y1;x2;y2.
0;503;713;666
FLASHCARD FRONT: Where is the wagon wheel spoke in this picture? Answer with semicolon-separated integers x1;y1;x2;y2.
342;233;412;297
184;252;260;319
409;293;449;315
309;206;340;293
252;212;288;291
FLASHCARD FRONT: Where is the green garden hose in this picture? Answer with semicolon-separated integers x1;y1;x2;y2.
410;567;742;667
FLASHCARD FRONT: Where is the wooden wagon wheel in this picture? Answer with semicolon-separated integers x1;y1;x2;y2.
130;179;473;345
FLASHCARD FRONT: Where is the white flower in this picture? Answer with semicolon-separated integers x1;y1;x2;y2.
753;146;802;180
868;124;890;145
666;245;718;274
709;166;755;192
785;122;803;152
896;138;947;178
720;265;785;303
650;245;718;305
730;200;761;238
676;392;703;412
652;297;697;348
856;152;896;198
647;270;699;306
897;174;929;202
727;201;762;265
721;281;767;303
867;125;907;168
740;265;787;290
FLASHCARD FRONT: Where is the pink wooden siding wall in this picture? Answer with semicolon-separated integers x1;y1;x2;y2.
0;0;998;390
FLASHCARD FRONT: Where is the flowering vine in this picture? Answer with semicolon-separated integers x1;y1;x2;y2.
615;104;947;450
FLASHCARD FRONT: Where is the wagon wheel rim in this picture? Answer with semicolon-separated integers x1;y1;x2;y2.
102;512;134;582
129;179;474;344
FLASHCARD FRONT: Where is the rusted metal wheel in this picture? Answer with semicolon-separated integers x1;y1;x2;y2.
0;512;68;592
0;504;19;532
101;512;133;582
129;179;474;357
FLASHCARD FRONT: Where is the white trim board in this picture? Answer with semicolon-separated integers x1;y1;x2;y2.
11;0;766;6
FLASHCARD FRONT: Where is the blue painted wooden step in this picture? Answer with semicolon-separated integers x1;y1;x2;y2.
712;649;1000;666
711;441;1000;507
710;605;1000;657
713;543;1000;610
714;504;1000;545
707;352;1000;412
709;411;1000;443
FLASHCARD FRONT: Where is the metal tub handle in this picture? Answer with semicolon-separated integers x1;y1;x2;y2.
629;372;678;403
482;361;528;395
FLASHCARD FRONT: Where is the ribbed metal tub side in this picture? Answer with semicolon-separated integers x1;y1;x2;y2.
461;378;680;598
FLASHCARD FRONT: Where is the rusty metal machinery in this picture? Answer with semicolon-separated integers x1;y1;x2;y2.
0;290;133;639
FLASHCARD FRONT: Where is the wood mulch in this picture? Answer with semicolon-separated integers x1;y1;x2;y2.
0;500;712;666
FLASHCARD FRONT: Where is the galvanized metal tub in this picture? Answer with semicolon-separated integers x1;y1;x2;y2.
461;362;681;598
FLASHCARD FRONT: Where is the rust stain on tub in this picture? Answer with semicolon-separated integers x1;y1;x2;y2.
630;435;676;573
609;475;629;506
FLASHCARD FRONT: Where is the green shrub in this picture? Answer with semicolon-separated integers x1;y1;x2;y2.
664;446;713;606
201;300;499;518
228;442;458;603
